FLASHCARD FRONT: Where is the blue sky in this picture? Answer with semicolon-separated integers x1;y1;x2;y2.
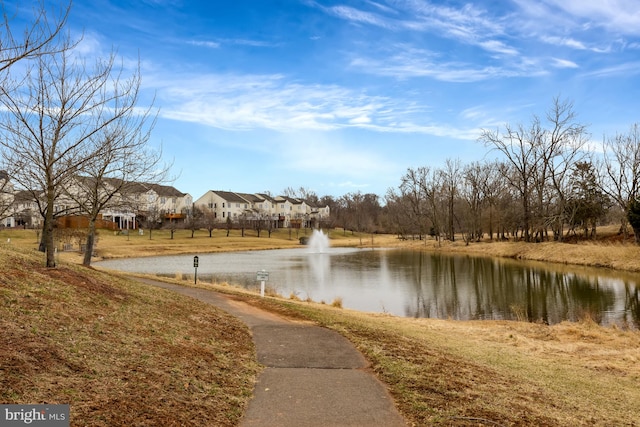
59;1;640;199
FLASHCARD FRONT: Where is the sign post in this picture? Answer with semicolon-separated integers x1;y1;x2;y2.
193;255;199;284
256;270;269;297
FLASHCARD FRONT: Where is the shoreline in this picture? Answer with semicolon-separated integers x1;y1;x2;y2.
4;226;640;274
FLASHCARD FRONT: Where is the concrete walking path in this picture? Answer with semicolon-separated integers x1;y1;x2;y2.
134;278;407;427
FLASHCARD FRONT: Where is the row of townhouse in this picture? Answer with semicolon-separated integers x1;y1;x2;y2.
193;190;330;229
99;182;194;230
0;173;193;230
0;173;330;230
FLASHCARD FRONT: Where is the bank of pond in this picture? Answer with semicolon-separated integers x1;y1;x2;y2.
96;247;640;328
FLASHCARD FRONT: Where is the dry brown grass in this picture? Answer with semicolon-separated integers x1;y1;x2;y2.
7;225;638;273
4;225;640;425
394;224;640;273
229;291;640;426
0;228;399;263
0;245;260;426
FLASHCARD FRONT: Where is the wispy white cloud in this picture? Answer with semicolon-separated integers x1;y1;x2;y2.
478;40;519;55
551;58;579;68
540;36;586;50
540;35;610;53
188;40;221;49
580;61;640;78
325;5;392;28
145;69;480;140
348;44;546;82
403;2;506;41
187;38;277;48
540;0;640;35
314;1;516;56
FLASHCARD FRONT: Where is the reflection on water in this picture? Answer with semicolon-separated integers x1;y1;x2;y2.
96;248;640;327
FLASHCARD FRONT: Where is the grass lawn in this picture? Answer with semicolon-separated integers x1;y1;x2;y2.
2;225;640;425
0;245;260;426
221;286;640;426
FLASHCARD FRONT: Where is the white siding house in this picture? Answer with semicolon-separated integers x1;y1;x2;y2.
194;190;252;221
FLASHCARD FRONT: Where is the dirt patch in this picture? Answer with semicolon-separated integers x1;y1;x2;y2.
36;266;130;300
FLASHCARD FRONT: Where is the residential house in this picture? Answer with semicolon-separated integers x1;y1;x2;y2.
195;191;306;228
11;190;42;228
193;190;332;229
194;190;253;222
273;196;295;227
59;177;192;230
115;182;192;229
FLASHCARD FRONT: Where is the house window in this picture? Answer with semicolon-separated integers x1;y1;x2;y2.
245;203;248;209
222;202;225;208
236;203;240;208
208;202;213;209
222;212;225;217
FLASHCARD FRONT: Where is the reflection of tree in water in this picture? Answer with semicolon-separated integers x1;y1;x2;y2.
623;284;640;328
399;251;622;325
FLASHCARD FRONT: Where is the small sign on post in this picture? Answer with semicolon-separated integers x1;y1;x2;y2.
256;270;269;297
193;256;199;284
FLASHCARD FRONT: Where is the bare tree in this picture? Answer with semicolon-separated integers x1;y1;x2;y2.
384;188;416;239
480;119;540;242
478;161;505;240
0;39;149;267
460;161;487;243
0;1;69;233
600;123;640;241
187;205;204;237
142;205;162;240
480;98;587;242
535;98;588;241
0;1;70;75
440;159;462;241
399;167;430;240
63;60;166;266
202;207;217;237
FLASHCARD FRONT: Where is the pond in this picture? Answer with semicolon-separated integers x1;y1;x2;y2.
95;244;640;327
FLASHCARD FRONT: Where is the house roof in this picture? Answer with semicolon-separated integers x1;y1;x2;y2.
71;176;188;198
148;184;187;197
256;193;276;203
13;190;41;203
239;193;265;203
122;182;187;197
279;196;304;205
210;190;252;204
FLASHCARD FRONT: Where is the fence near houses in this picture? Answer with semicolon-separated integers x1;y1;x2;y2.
56;215;118;231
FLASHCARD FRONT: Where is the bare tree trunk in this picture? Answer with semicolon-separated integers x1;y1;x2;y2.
45;192;56;267
83;219;97;266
